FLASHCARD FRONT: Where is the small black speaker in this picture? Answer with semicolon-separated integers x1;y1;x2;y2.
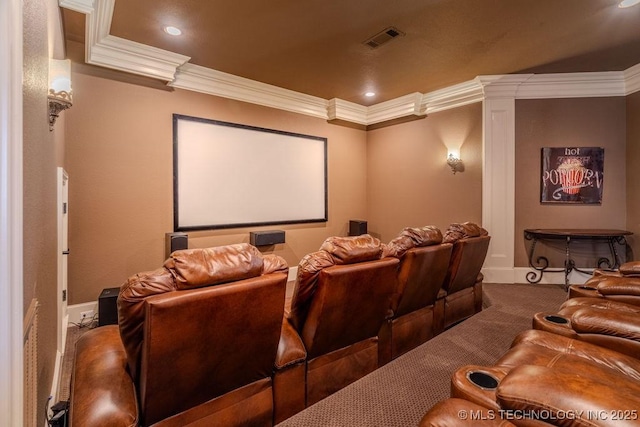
98;287;120;326
165;232;188;258
349;219;368;236
250;230;285;246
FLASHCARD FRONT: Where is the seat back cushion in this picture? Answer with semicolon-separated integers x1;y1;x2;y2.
301;257;399;359
443;235;491;295
394;243;452;316
138;272;287;425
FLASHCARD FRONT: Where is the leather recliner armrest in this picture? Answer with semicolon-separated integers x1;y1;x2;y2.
70;325;138;427
275;318;307;369
273;318;307;424
591;277;640;307
570;306;640;342
510;329;640;382
497;365;640;421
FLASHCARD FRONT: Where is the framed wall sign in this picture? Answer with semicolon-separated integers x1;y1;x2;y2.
540;147;604;204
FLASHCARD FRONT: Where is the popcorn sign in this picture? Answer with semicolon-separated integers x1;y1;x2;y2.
541;147;604;204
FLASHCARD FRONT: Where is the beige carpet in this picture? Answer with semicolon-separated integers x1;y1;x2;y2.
277;283;567;427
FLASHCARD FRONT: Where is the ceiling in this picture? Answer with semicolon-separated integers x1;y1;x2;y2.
62;0;640;106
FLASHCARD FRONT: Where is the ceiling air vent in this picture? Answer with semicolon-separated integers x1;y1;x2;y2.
363;26;405;49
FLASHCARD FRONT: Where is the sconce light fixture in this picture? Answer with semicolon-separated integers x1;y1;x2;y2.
48;59;72;131
447;153;464;174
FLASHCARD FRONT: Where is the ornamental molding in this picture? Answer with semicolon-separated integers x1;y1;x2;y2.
61;0;640;125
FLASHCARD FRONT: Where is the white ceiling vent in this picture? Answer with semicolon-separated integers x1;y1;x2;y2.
363;26;405;48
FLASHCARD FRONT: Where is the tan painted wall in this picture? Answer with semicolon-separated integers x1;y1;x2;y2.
23;0;59;419
65;59;367;305
627;91;640;259
366;103;483;242
514;98;627;269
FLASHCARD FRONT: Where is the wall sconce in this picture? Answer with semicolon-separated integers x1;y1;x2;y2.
48;59;72;131
447;153;464;174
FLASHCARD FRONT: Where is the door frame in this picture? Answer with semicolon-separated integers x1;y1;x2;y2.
57;168;69;354
0;0;24;425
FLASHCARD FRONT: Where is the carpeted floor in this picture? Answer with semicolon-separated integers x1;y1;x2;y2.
58;282;568;426
277;282;567;427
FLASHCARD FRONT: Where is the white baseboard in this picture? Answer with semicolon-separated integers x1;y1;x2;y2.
482;266;591;285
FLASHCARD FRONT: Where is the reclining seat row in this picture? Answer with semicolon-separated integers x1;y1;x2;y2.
70;243;289;427
532;260;640;359
421;329;640;426
377;222;491;364
420;264;640;426
70;222;491;426
277;223;491;419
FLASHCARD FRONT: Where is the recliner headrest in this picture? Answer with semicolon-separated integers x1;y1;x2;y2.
320;234;383;264
442;222;488;243
383;226;443;258
164;243;264;289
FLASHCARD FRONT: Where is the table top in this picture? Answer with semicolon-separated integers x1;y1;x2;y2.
524;229;633;238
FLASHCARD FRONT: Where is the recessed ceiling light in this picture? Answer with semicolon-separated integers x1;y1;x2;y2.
619;0;640;8
365;92;376;97
164;26;182;36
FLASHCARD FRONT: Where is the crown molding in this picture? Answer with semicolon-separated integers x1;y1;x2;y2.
89;35;191;82
422;80;484;114
327;99;368;125
367;92;426;125
624;63;640;95
171;63;328;119
63;0;640;126
58;0;93;14
83;0;190;81
477;74;535;98
515;72;626;99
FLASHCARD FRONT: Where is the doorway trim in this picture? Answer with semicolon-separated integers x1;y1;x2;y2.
0;0;24;425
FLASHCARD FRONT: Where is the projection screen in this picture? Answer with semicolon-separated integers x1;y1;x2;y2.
173;114;328;231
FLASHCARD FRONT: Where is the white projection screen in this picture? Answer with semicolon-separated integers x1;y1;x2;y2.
173;114;328;231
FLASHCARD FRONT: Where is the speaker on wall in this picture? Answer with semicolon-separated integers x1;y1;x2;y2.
349;219;368;236
165;232;188;258
250;230;286;246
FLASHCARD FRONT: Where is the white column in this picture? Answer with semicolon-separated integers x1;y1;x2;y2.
0;0;24;426
478;75;532;283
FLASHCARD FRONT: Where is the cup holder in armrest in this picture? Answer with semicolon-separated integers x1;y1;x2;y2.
544;315;569;325
578;286;597;291
466;371;499;390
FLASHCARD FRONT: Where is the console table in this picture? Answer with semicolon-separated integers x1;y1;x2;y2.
523;229;632;288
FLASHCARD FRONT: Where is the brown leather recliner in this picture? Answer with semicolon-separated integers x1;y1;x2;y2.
378;226;452;364
276;234;399;409
439;222;490;329
531;297;640;358
568;261;640;306
441;329;640;426
70;243;289;427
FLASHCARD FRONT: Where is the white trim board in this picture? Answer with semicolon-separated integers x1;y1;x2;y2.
0;0;24;425
483;267;591;286
60;0;640;126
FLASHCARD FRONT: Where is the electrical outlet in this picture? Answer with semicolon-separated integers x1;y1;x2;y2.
80;310;94;321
